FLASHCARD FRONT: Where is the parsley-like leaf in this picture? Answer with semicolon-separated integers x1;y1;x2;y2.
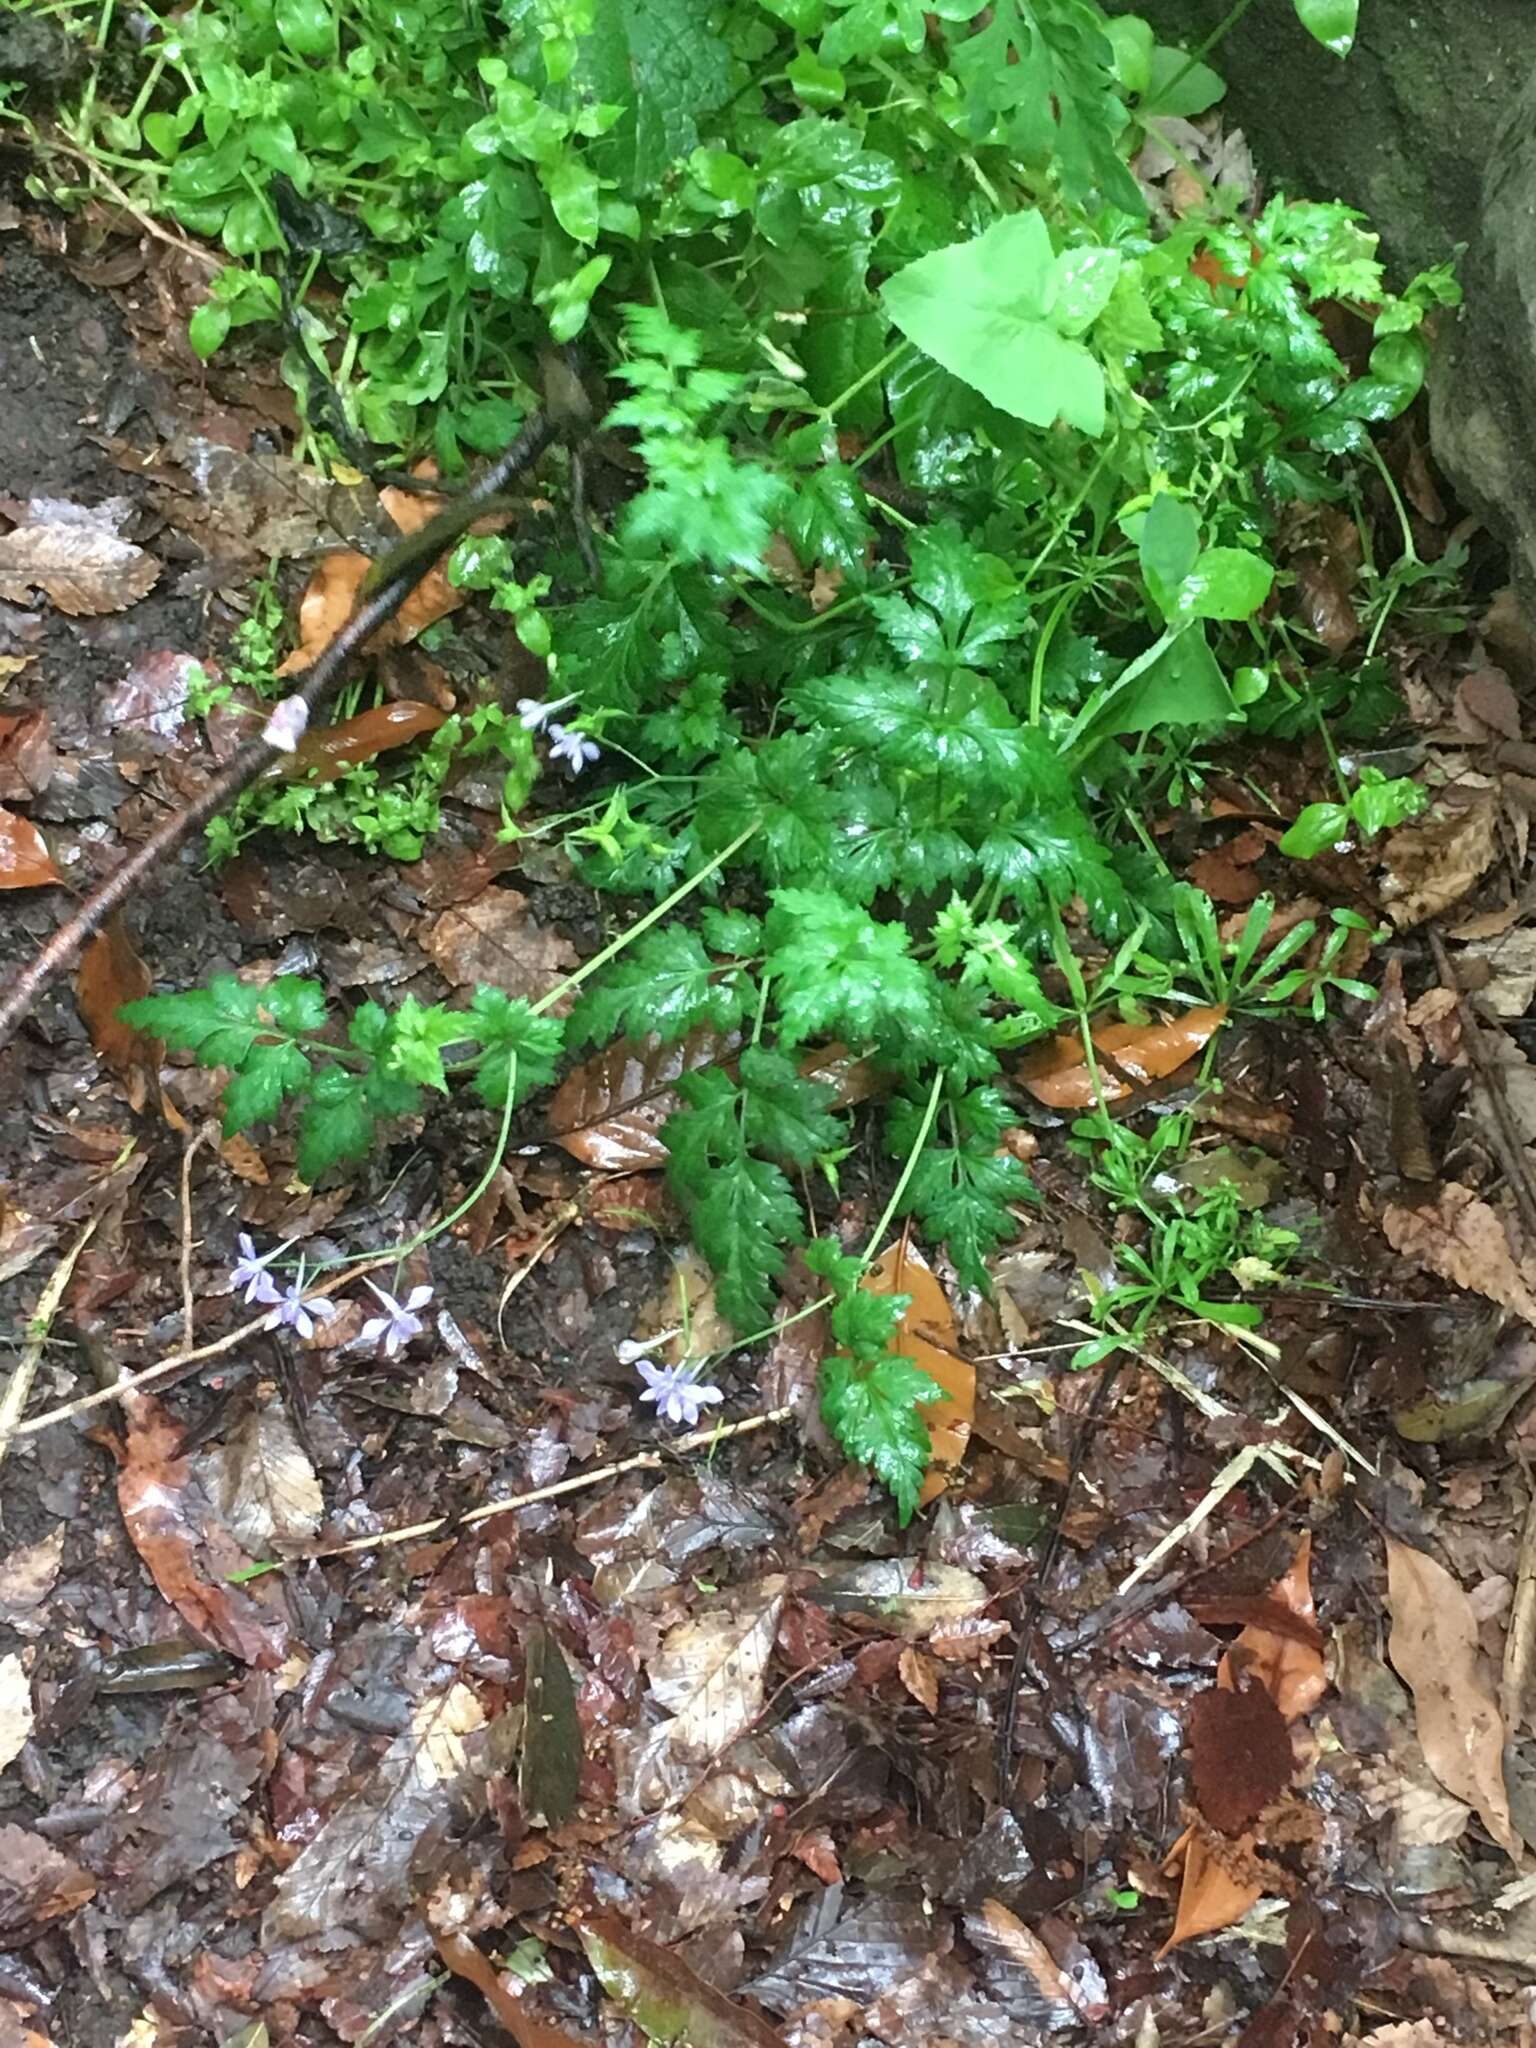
567;926;750;1048
764;888;940;1052
819;1350;940;1524
462;989;565;1108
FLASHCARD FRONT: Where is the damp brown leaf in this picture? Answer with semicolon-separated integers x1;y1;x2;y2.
285;700;447;784
1382;1183;1536;1324
423;884;578;1005
0;806;62;889
76;919;157;1099
1187;1680;1294;1835
550;1029;739;1170
1385;1536;1521;1860
1018;1004;1227;1109
0;499;159;615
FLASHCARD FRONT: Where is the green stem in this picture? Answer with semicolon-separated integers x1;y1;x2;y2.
531;821;760;1013
861;1067;945;1265
821;341;909;425
1155;0;1261;106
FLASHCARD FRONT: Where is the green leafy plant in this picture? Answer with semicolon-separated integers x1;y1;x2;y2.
48;0;1450;1520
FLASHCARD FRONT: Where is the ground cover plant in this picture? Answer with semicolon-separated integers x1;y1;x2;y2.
15;1;1536;2038
12;0;1461;1517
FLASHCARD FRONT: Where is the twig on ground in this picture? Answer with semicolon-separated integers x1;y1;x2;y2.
313;1406;795;1560
1118;1438;1312;1597
39;132;223;271
1501;1485;1536;1737
0;409;559;1052
0;1218;98;1477
177;1128;207;1359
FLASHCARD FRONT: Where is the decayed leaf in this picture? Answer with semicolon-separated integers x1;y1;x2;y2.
286;700;447;784
76;919;157;1097
862;1238;974;1507
206;1397;324;1554
1162;1537;1325;1953
1382;1183;1536;1324
750;1886;934;2014
581;1910;786;2048
1385;1536;1520;1860
423;884;578;1005
1454;926;1536;1019
550;1029;739;1170
0;708;56;801
898;1644;940;1713
0;1526;65;1628
0;1824;94;1940
811;1558;988;1639
1019;1004;1227;1109
1455;667;1522;743
634;1247;733;1370
0;498;159;615
0;806;61;889
1187;1682;1294;1834
434;1930;594;2048
1381;791;1501;929
635;1577;784;1802
117;1396;288;1668
519;1621;582;1828
0;1652;33;1773
964;1900;1079;2020
266;1680;487;1940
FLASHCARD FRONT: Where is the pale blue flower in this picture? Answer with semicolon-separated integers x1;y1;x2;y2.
267;1261;334;1340
230;1232;284;1307
635;1356;724;1429
547;722;600;776
361;1280;434;1358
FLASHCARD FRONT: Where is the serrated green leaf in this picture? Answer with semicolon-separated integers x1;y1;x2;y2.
738;1045;843;1164
765;888;940;1052
819;1350;939;1523
296;1066;378;1181
687;1151;805;1328
462;989;565;1108
222;1040;312;1136
386;996;473;1093
567;926;748;1048
782;463;875;576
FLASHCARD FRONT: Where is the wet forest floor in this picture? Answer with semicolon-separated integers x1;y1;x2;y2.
5;186;1536;2048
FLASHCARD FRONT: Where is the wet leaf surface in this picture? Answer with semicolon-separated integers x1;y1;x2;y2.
1018;1004;1228;1108
863;1237;975;1507
0;498;159;613
581;1911;786;2048
0;805;61;888
520;1621;582;1827
285;698;447;783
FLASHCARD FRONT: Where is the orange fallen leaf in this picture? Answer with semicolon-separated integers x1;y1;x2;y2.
1161;1824;1263;1952
285;699;448;784
278;486;506;673
76;918;157;1108
1232;1530;1326;1722
0;805;62;889
863;1236;974;1508
1018;1003;1227;1110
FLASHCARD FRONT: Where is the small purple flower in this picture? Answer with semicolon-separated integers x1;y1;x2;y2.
230;1232;284;1307
635;1356;725;1430
262;694;310;752
547;722;600;776
360;1279;434;1359
267;1262;334;1341
517;697;557;732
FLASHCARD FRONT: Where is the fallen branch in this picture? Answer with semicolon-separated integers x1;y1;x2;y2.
0;410;559;1052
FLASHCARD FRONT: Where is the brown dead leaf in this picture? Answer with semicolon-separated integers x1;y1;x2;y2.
285;700;447;785
1455;668;1522;744
435;1931;595;2048
423;885;577;1006
1230;1533;1327;1722
76;919;157;1101
1187;1681;1293;1834
0;1653;33;1772
898;1644;940;1713
1381;791;1501;929
550;1029;738;1170
1385;1536;1521;1860
0;499;158;615
635;1577;784;1805
117;1396;288;1668
580;1911;786;2048
863;1236;974;1508
1454;927;1536;1018
1161;1823;1264;1954
1294;554;1360;654
1383;1183;1536;1324
204;1396;324;1554
0;807;61;889
1019;1004;1227;1110
277;487;501;674
0;709;55;801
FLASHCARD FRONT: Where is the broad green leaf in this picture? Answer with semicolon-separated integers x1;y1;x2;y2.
1293;0;1357;57
543;154;600;243
1138;493;1200;618
1139;43;1224;117
1177;547;1275;622
188;302;231;359
1068;626;1238;750
881;212;1107;435
1278;801;1350;858
274;0;336;58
